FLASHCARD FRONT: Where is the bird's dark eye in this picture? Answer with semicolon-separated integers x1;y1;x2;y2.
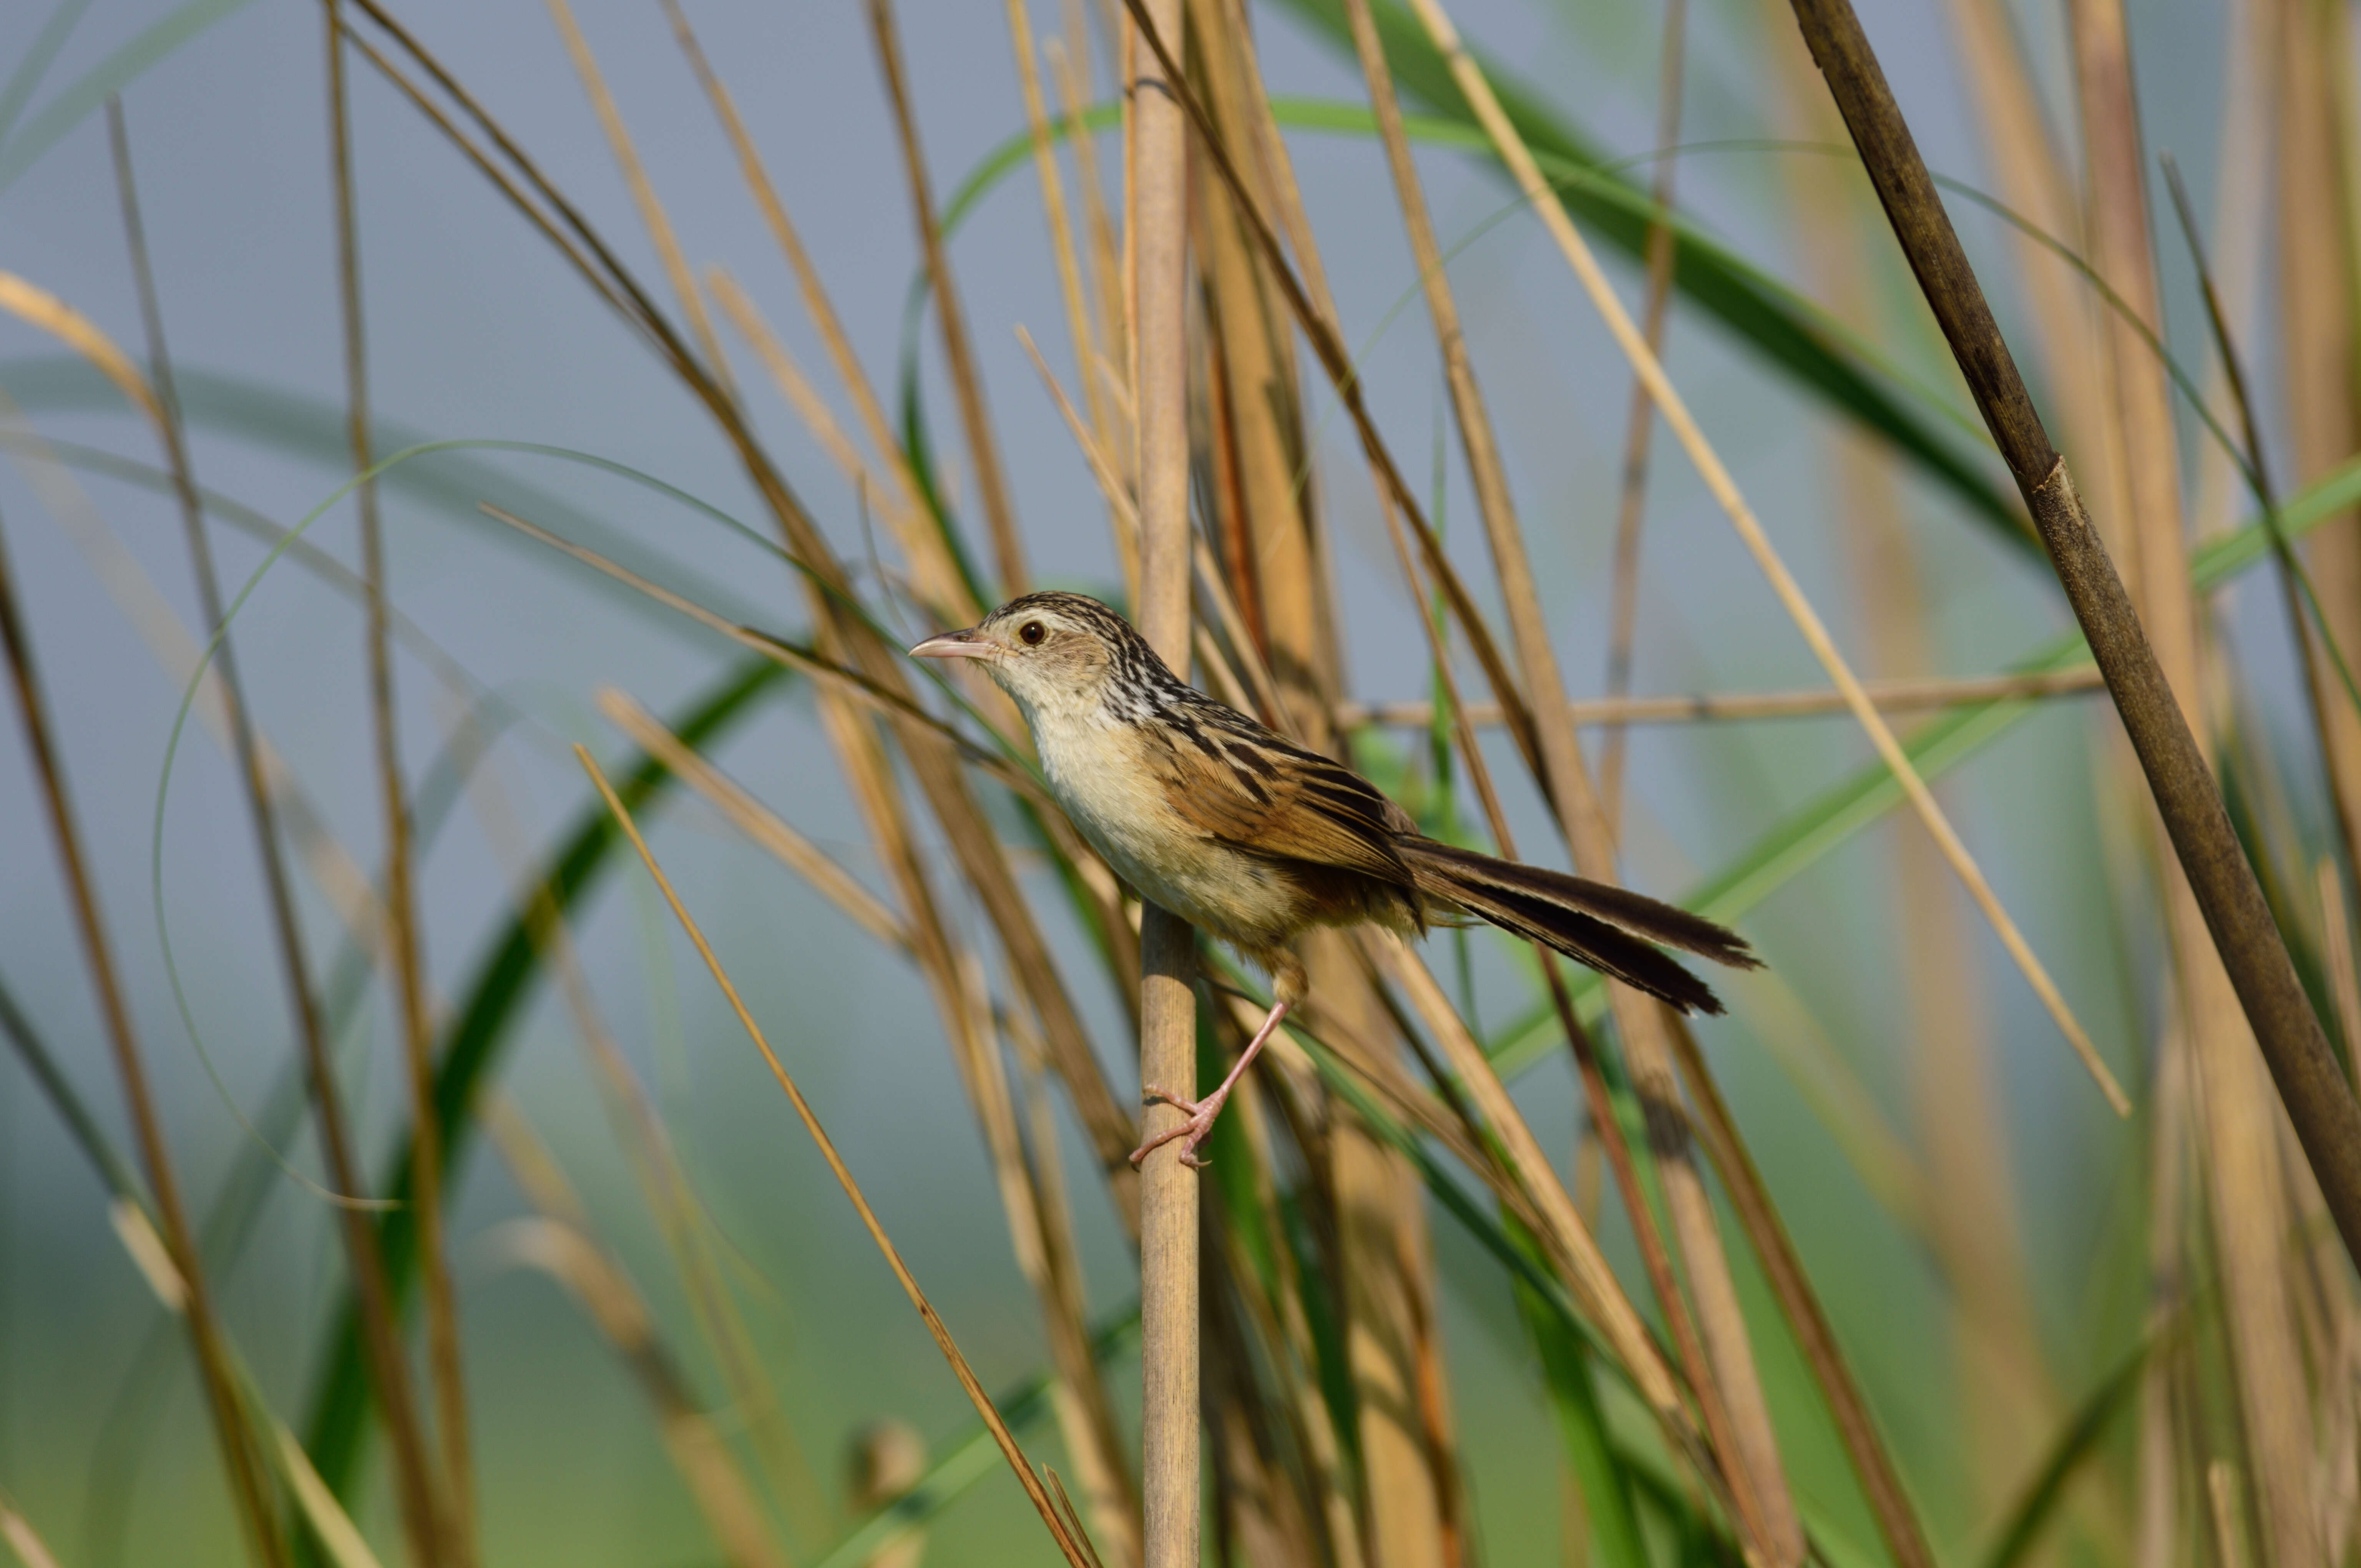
1019;620;1046;646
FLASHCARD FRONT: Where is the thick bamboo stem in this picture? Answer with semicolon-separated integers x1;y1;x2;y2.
1130;0;1199;1560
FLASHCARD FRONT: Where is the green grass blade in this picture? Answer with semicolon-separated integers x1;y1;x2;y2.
0;356;776;638
0;0;95;147
1506;1214;1652;1568
1978;1332;2158;1568
0;0;266;191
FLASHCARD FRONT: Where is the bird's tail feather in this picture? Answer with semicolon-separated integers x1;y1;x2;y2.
1400;837;1758;1016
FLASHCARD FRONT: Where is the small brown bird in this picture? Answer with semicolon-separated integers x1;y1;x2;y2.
911;592;1757;1168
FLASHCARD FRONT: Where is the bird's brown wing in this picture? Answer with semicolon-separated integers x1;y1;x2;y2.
1144;699;1416;885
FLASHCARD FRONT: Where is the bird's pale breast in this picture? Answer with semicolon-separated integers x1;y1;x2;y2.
1032;704;1306;951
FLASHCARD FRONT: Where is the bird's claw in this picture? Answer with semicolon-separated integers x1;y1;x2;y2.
1130;1084;1221;1170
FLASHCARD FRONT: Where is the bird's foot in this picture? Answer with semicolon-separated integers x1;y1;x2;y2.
1129;1084;1232;1170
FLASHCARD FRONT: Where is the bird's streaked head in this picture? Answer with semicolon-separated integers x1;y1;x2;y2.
907;591;1178;728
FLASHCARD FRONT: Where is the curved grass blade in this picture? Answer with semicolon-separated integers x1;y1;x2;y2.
0;0;94;148
1979;1329;2167;1568
0;355;774;636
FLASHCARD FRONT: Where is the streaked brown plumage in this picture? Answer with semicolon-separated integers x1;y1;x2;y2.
911;591;1758;1167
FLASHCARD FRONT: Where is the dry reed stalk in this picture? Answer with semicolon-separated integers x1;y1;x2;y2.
2271;0;2361;859
1129;0;1200;1557
1371;940;1687;1417
1051;1;1128;400
2070;5;2320;1557
105;100;448;1568
1343;7;1798;1551
324;5;473;1551
1598;0;1688;835
706;270;927;582
2167;154;2361;915
868;0;1028;595
1755;26;2054;1519
577;745;1098;1566
1401;0;2122;1118
2185;0;2270;544
1338;667;2108;727
2323;860;2361;1070
1934;0;2120;538
0;504;288;1567
664;4;969;623
545;0;734;399
601;689;907;949
1005;0;1120;486
1185;9;1459;1553
2134;1018;2193;1568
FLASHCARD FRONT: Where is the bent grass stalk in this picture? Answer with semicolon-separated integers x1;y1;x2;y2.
574;743;1097;1568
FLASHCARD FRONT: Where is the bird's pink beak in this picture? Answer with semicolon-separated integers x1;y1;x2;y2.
908;628;998;662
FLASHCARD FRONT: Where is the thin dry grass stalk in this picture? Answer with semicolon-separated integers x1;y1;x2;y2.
664;3;969;623
323;3;474;1551
2270;0;2361;859
600;688;907;950
1403;0;2123;1120
1599;0;1688;835
868;0;1027;596
1129;0;1202;1557
0;504;289;1567
546;0;734;399
575;744;1098;1568
0;271;163;427
105;98;448;1568
460;729;829;1543
1338;667;2107;727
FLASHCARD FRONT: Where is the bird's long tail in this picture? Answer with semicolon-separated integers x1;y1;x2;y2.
1399;837;1759;1015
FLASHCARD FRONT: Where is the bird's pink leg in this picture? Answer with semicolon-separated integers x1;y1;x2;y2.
1131;999;1292;1170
